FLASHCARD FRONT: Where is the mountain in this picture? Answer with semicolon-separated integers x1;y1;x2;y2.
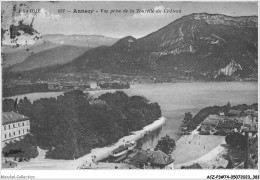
8;45;90;72
6;13;258;81
3;34;118;71
2;41;61;68
41;34;119;47
52;13;257;81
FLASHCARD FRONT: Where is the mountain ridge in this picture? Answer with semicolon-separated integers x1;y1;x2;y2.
5;13;258;81
3;34;119;70
9;45;90;72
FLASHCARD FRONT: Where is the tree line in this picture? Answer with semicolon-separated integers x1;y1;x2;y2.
3;90;162;159
3;83;50;97
98;82;130;89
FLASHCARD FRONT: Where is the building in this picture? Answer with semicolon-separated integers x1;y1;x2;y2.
200;125;211;135
228;110;241;117
219;112;225;116
243;115;254;125
151;150;174;169
200;114;226;134
126;149;174;169
89;82;98;89
242;115;258;135
2;112;30;145
202;115;225;127
233;117;243;124
216;122;236;134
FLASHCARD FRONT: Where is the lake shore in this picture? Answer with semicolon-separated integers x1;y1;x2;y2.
3;89;118;101
13;116;167;170
4;81;258;100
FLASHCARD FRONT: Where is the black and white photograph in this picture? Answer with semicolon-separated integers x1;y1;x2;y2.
0;0;259;179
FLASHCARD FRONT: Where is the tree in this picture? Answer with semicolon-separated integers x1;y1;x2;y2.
2;98;15;112
99;91;129;110
126;109;146;131
223;102;231;115
2;134;38;159
155;135;176;155
17;97;32;116
182;112;193;127
227;102;231;108
225;132;246;148
129;95;149;109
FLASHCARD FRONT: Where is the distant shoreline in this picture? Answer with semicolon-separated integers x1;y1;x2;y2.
3;80;257;99
3;81;257;102
2;88;122;100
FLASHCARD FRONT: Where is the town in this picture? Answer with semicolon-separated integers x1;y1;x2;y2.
179;104;258;169
3;72;133;97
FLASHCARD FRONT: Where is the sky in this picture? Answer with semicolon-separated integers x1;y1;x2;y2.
1;1;258;39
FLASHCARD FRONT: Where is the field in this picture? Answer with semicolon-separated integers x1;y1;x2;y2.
173;133;226;166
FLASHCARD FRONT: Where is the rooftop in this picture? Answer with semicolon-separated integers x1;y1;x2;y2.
2;112;29;125
242;123;258;133
151;150;174;165
228;110;241;115
202;115;225;126
181;163;202;169
200;125;211;131
128;149;152;166
129;149;174;167
217;122;235;129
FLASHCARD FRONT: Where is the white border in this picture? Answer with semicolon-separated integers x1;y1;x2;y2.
1;169;259;179
0;0;259;179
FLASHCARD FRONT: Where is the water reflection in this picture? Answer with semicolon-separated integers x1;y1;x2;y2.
137;126;163;150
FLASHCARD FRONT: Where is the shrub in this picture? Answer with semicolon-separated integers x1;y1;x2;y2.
225;132;246;148
155;135;176;155
2;134;38;159
199;131;210;135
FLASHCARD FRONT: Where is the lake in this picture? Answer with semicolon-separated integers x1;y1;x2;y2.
124;82;258;149
6;82;258;150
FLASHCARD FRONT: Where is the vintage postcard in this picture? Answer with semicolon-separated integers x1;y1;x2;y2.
1;0;259;179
